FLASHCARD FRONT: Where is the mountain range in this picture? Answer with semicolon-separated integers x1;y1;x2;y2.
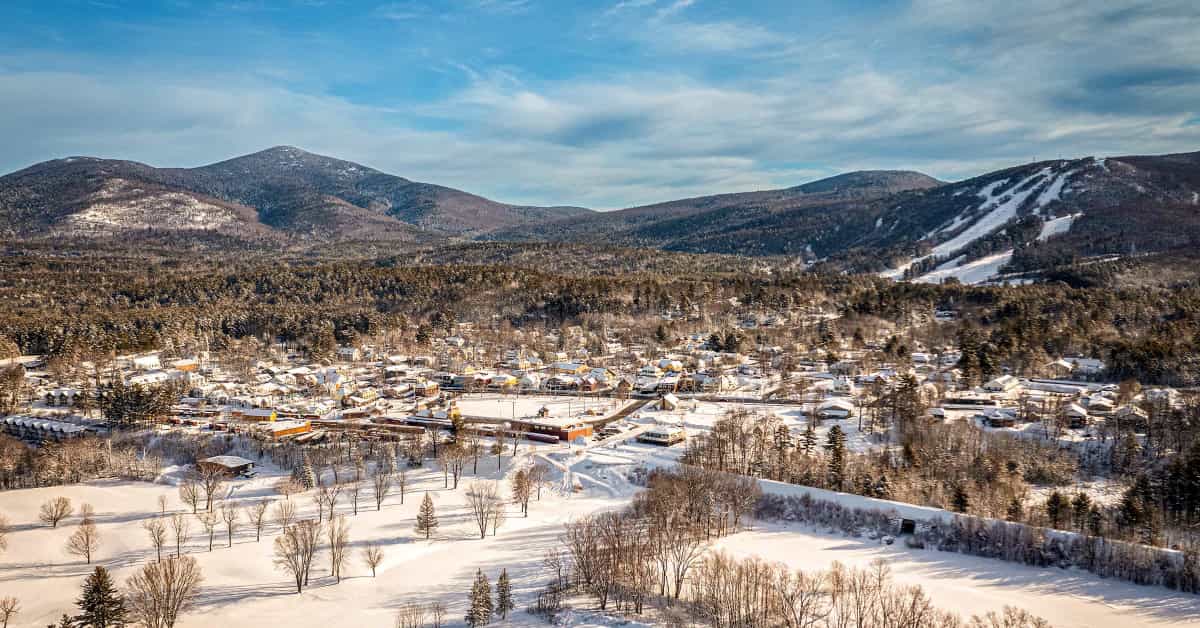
2;145;1198;283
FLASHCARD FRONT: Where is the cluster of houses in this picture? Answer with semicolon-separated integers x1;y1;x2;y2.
3;304;1152;450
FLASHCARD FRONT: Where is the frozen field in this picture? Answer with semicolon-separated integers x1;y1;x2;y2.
2;406;1198;627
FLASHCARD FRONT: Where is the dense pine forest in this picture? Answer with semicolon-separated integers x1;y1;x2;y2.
4;243;1200;387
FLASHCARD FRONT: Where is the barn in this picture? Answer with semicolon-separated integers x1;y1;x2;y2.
198;455;255;477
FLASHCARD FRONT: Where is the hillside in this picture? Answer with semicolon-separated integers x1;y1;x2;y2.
866;151;1200;284
489;152;1200;284
487;170;944;256
0;147;589;244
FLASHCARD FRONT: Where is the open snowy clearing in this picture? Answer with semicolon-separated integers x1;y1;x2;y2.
3;412;1198;627
719;523;1200;628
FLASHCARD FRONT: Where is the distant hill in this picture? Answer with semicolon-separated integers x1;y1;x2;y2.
0;146;590;244
486;170;945;255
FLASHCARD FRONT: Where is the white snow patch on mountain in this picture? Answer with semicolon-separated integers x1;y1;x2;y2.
922;168;1051;262
1034;170;1075;212
56;178;240;235
1038;213;1080;241
915;250;1014;285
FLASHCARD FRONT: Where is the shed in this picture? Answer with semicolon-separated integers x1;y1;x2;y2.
198;455;255;476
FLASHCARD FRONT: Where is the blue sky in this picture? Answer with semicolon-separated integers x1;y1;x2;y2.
2;0;1199;208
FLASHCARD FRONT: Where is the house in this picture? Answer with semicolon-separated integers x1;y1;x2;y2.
128;370;173;386
1112;404;1149;424
638;425;687;446
1064;403;1089;428
1085;395;1114;415
337;347;362;362
658;393;680;411
509;417;593;442
980;409;1017;428
198;455;255;477
231;407;277;422
1065;357;1105;376
44;387;78;407
816;398;855;419
984;375;1019;393
263;420;312;440
132;354;162;371
1;415;92;441
551;362;588;375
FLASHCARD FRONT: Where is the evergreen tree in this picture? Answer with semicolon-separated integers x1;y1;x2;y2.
800;422;817;455
293;456;316;490
415;493;438;539
1087;507;1104;536
1005;496;1024;522
874;475;892;499
495;568;514;620
465;569;493;627
950;484;970;513
74;566;127;628
824;426;846;491
1046;491;1067;528
1071;493;1092;530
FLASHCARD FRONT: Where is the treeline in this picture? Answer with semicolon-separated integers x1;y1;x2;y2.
680;408;1200;552
756;490;1200;595
690;553;1051;628
8;246;1200;384
552;465;1054;626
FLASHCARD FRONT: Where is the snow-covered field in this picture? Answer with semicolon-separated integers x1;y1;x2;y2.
453;394;621;421
3;404;1199;627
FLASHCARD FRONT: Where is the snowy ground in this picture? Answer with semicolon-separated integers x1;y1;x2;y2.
719;523;1200;628
914;250;1015;285
453;394;622;421
3;406;1197;627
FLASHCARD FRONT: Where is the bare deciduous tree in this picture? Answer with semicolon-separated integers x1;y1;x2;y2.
126;555;204;628
198;511;218;552
394;602;428;628
169;513;189;558
273;500;296;532
348;480;363;516
245;499;270;542
275;478;301;501
372;468;392;511
465;481;501;539
220;502;239;547
66;519;100;564
327;515;351;582
395;468;407;504
39;496;73;528
197;467;226;512
178;477;201;514
429;600;446;628
143;517;168;562
0;596;18;628
274;520;321;593
362;542;384;577
529;463;550;500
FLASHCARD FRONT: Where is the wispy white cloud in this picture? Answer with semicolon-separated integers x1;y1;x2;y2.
2;0;1199;209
